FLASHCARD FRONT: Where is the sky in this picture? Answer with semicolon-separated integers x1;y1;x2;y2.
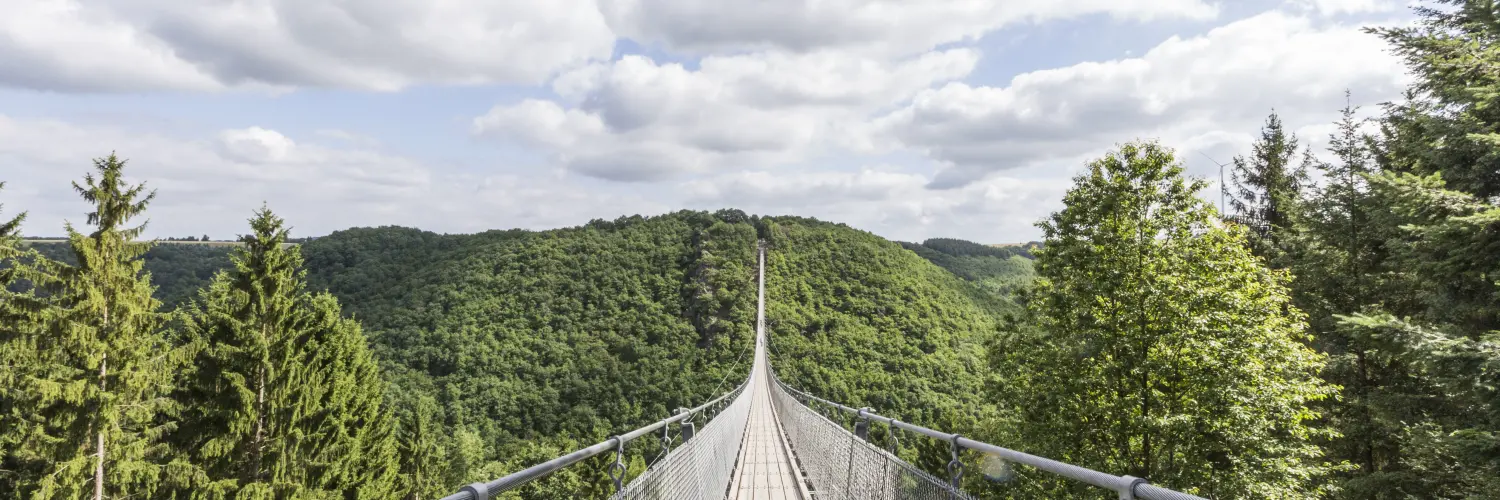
0;0;1417;244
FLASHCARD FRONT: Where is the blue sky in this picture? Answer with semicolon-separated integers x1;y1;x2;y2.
0;0;1414;243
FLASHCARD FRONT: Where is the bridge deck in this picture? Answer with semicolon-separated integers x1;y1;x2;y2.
727;358;804;499
726;242;806;500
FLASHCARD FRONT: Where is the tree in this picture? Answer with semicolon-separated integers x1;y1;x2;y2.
990;141;1339;498
1280;95;1418;495
0;180;37;492
1329;311;1500;498
0;154;188;499
0;181;22;240
1368;0;1500;198
395;395;448;500
1227;111;1315;265
173;206;397;499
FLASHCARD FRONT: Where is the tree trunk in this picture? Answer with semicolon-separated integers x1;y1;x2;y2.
95;354;107;500
252;365;266;483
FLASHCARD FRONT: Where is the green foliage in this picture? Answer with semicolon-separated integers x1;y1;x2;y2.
990;142;1339;498
1368;0;1500;198
1329;313;1500;498
394;394;447;500
298;211;762;497
1302;170;1500;498
1287;97;1421;496
762;218;999;482
172;207;397;499
1275;4;1500;496
0;181;22;240
897;238;1037;314
0;154;193;499
1227;111;1316;264
20;242;233;309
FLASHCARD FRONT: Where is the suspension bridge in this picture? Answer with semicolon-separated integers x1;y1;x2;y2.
442;242;1206;500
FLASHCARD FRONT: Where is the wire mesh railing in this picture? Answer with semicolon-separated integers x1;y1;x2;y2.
609;373;755;500
768;370;975;500
772;374;1208;500
437;378;750;500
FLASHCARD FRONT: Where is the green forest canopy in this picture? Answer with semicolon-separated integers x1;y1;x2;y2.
7;1;1500;497
10;213;1028;497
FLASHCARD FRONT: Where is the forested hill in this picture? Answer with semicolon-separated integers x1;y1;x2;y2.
762;219;1007;482
7;209;1020;496
16;242;232;308
898;237;1038;315
289;211;1012;495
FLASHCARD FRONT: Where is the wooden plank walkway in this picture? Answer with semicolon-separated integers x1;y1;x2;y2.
727;363;804;500
726;242;807;500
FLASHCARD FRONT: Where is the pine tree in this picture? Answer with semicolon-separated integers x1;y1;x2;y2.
1;154;187;499
1227;111;1315;264
396;395;448;500
991;141;1339;498
174;206;397;499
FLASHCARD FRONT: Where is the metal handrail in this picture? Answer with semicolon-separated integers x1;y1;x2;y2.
439;377;751;500
772;373;1208;500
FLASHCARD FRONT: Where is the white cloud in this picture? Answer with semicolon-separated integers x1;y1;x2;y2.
1287;0;1400;16
601;0;1219;57
0;0;616;92
218;127;296;163
873;11;1412;188
0;115;666;238
0;2;1427;244
473;49;979;180
0;0;225;92
680;166;1073;242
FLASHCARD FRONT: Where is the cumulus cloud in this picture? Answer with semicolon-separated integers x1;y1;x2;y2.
0;1;1426;244
0;115;665;238
680;166;1073;242
473;49;978;180
601;0;1219;57
218;127;296;163
0;0;616;92
873;11;1412;188
1287;0;1401;16
0;0;224;92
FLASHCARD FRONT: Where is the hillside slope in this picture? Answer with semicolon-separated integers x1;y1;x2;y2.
298;211;761;489
16;242;232;307
762;217;1002;478
297;212;1008;494
11;211;1011;495
899;238;1037;315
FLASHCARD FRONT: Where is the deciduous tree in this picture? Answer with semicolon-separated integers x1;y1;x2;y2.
991;141;1338;498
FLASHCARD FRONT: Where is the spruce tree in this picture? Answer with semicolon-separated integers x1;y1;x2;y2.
396;394;448;500
0;181;22;240
1369;0;1500;198
1227;111;1315;265
0;180;34;493
174;206;397;499
991;141;1338;498
1;154;185;499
